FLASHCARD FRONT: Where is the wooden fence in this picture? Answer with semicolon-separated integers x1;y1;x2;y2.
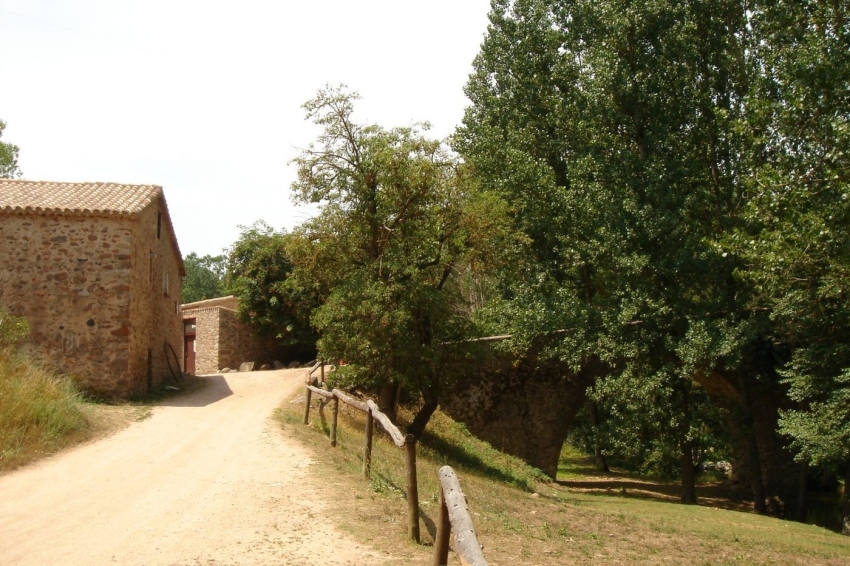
434;466;489;566
303;369;419;542
302;364;487;563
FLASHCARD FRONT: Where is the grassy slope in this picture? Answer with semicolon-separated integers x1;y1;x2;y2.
0;347;91;471
277;394;850;566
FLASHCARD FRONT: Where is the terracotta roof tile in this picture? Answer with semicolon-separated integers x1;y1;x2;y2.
0;180;160;217
0;179;186;276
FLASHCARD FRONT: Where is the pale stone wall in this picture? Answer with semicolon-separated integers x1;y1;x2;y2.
181;307;221;375
0;214;135;395
181;296;285;374
217;308;281;370
130;198;183;392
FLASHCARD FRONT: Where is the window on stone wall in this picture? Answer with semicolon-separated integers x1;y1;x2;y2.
163;271;169;297
157;212;162;239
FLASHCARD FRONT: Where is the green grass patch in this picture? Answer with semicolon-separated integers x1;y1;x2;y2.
277;392;850;565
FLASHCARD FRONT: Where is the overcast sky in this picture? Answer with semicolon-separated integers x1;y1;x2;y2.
0;0;492;257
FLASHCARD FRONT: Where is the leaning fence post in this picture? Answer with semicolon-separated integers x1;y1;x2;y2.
331;395;339;447
303;386;312;425
433;481;451;566
405;434;420;543
363;407;374;478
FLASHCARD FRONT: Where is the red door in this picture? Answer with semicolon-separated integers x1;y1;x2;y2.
183;319;196;375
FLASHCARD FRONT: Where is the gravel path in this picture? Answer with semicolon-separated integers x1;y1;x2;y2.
0;369;388;565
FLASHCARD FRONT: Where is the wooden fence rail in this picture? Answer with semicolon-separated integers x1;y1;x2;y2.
301;365;488;561
434;466;489;566
302;368;420;543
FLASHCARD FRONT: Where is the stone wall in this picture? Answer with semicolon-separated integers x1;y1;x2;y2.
181;300;284;374
181;306;221;375
0;213;135;395
0;197;183;398
217;308;282;370
440;344;596;478
130;198;183;393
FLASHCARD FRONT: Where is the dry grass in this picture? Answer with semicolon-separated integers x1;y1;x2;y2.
277;392;850;565
0;347;90;471
0;348;208;474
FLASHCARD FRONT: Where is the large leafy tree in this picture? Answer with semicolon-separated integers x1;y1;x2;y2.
461;0;850;518
288;86;511;437
226;221;318;349
457;0;798;508
0;119;22;179
181;252;226;304
736;1;850;531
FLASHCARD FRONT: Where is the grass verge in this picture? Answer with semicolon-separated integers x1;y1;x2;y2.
0;345;208;474
277;392;850;565
0;346;90;471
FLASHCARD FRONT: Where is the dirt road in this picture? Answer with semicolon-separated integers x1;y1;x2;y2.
0;369;388;565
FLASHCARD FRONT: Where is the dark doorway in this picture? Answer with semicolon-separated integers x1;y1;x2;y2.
184;319;196;375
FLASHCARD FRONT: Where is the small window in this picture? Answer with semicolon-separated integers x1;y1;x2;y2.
163;271;169;297
156;212;162;239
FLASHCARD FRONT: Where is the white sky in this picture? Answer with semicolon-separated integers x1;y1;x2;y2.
0;0;492;257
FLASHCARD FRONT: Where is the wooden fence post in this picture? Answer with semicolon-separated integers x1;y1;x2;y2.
331;396;339;447
405;434;420;544
303;386;312;425
363;408;373;478
433;482;451;566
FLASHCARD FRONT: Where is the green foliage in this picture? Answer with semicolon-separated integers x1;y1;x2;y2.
181;252;226;304
288;86;512;435
0;119;21;179
732;2;850;470
572;374;732;479
458;0;762;490
459;0;850;493
226;221;318;348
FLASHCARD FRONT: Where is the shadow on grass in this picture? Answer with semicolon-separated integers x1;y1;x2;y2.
557;477;753;512
556;452;754;511
417;428;535;490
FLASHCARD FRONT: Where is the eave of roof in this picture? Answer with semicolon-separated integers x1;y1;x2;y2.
0;179;186;276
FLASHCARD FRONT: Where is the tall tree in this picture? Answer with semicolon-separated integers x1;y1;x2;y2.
457;0;783;508
737;1;850;531
0;120;22;179
181;252;226;304
288;86;510;437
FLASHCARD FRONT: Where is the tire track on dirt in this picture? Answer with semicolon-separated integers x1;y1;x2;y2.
0;369;390;565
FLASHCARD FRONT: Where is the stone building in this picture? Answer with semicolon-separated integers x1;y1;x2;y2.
180;296;284;375
0;180;185;397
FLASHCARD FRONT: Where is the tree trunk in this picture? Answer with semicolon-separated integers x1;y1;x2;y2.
681;440;697;504
378;381;399;424
842;461;850;536
745;429;767;514
679;383;697;504
587;401;609;473
736;373;767;514
407;396;438;440
795;461;808;523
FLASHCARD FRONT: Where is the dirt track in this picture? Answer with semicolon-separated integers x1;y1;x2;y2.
0;369;388;565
